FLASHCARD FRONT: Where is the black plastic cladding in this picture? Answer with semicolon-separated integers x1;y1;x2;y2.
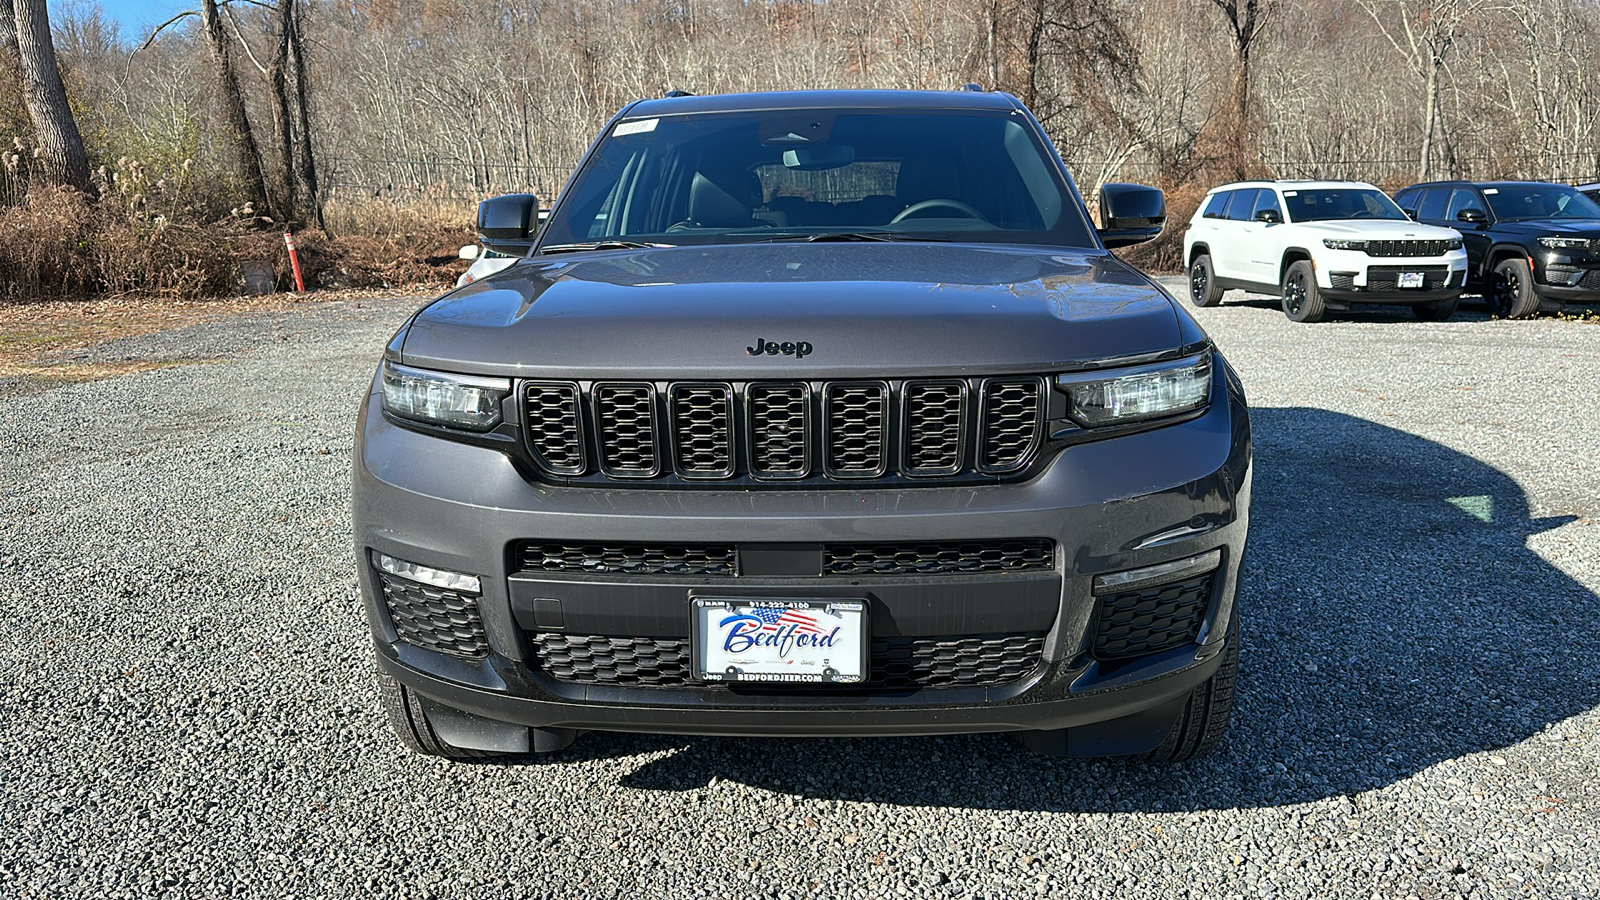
520;376;1048;487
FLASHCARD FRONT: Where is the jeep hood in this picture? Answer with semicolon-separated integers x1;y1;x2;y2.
399;243;1186;379
1301;220;1462;239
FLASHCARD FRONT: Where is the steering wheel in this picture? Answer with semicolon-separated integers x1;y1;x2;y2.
890;198;986;224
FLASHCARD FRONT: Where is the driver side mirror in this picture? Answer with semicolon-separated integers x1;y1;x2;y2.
1253;208;1282;225
1457;208;1487;224
1097;183;1165;249
477;193;541;253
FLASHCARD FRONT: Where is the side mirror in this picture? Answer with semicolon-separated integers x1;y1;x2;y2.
457;244;481;261
1254;208;1282;224
477;193;540;252
1400;208;1418;221
1457;208;1487;224
1097;183;1165;249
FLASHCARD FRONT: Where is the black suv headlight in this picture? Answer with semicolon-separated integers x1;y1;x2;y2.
381;361;510;431
1537;236;1593;250
1055;351;1212;427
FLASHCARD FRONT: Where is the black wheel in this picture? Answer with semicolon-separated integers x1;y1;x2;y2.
1412;295;1460;322
378;670;498;759
1281;260;1325;323
1490;258;1541;319
1146;618;1239;762
1189;255;1224;307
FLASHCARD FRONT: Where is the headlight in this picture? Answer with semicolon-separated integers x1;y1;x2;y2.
1445;237;1463;250
381;361;510;431
1056;351;1212;427
1322;239;1368;251
1537;236;1592;250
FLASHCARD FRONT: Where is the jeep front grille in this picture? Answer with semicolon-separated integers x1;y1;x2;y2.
521;377;1047;484
1365;265;1451;291
1363;239;1452;258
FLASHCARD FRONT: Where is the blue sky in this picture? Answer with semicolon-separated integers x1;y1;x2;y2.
85;0;193;43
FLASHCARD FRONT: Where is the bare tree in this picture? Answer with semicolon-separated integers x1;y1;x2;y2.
1357;0;1489;181
1203;0;1276;178
269;0;320;228
11;0;90;191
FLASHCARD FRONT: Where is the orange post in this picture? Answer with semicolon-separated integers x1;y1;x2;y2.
283;232;306;292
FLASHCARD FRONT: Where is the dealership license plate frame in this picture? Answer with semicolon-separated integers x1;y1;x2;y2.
690;598;869;685
1397;271;1426;289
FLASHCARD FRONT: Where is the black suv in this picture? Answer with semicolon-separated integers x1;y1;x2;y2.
353;90;1251;761
1395;181;1600;318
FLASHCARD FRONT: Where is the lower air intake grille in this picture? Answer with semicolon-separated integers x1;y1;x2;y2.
823;539;1054;576
529;632;1046;688
1092;572;1213;661
515;542;737;577
378;572;490;658
1365;265;1451;292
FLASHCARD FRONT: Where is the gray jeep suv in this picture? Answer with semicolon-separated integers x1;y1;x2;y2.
353;90;1252;761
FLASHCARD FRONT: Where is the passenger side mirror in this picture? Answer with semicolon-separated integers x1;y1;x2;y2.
457;244;481;261
1457;208;1487;224
1097;183;1165;249
477;193;540;253
1253;208;1281;225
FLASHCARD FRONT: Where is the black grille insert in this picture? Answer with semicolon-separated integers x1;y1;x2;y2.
1092;572;1213;661
1364;239;1452;258
1365;265;1451;292
824;539;1054;576
515;541;737;577
378;572;490;658
521;378;1047;485
530;632;1046;688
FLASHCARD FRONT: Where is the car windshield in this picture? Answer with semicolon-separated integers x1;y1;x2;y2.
1282;188;1409;222
538;108;1096;251
1482;184;1600;221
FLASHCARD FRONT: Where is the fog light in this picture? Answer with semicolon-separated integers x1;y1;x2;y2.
373;551;481;593
1093;549;1221;594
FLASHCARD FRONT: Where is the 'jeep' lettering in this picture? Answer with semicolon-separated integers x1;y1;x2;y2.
745;337;813;359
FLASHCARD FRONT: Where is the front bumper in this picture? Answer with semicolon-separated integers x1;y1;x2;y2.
1534;252;1600;303
1317;247;1468;303
352;363;1252;747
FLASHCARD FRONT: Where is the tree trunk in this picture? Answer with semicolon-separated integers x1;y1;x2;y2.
1418;60;1439;182
200;0;271;217
283;0;322;229
12;0;90;192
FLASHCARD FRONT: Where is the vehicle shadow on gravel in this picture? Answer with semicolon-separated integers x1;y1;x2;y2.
595;407;1598;812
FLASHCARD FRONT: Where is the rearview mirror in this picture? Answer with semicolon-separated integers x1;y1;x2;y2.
1097;183;1165;249
782;145;855;171
1457;208;1487;224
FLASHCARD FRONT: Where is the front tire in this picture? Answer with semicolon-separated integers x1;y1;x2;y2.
378;670;498;759
1490;258;1541;319
1189;255;1224;307
1412;295;1460;321
1281;260;1325;323
1145;619;1239;762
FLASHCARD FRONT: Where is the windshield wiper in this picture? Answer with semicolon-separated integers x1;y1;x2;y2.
757;232;949;243
538;240;671;255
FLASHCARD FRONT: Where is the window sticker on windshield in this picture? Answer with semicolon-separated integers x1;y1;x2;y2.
1483;188;1498;194
613;119;658;137
1283;191;1298;196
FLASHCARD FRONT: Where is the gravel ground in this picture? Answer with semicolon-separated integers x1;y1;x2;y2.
1;284;1597;898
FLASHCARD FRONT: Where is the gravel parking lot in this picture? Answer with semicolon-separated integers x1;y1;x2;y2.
2;283;1597;899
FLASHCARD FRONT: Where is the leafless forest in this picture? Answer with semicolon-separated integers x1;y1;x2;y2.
3;0;1599;299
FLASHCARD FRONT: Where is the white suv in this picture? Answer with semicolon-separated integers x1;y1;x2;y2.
1182;180;1469;322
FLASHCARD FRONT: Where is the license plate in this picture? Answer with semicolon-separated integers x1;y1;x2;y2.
691;598;868;684
1397;271;1425;289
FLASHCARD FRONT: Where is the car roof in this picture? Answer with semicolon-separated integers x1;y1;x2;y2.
622;89;1022;118
1404;180;1583;190
1205;179;1380;193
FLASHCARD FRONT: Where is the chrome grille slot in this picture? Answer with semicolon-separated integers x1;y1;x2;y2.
747;382;810;478
823;382;889;477
669;384;734;478
901;380;966;476
593;383;660;477
977;378;1043;473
